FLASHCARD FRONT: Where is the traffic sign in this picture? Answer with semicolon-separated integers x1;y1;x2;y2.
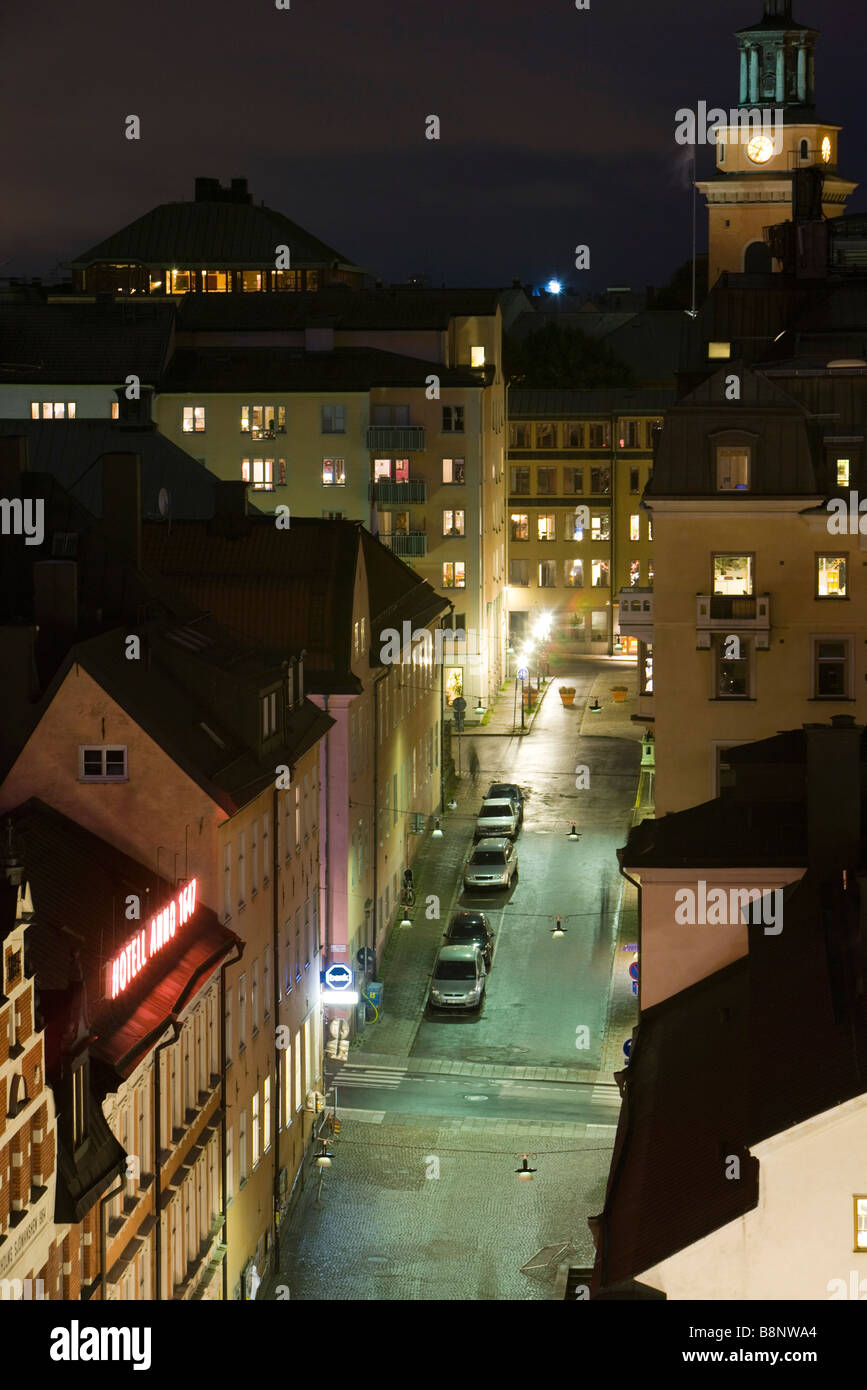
323;963;352;990
631;981;638;996
622;1038;632;1060
452;697;466;712
628;961;639;982
517;667;528;681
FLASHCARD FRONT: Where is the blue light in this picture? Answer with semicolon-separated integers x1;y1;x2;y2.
546;279;562;295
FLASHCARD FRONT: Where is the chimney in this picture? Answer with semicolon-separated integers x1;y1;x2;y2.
805;717;863;873
230;178;251;203
0;435;28;495
100;453;142;570
209;480;251;537
194;177;220;202
33;561;78;636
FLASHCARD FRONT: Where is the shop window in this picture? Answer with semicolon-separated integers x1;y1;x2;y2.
817;555;847;598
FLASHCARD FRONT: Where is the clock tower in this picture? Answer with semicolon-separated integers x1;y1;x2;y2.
697;0;857;286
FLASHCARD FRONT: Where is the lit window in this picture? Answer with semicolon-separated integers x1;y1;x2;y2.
537;514;556;542
855;1196;867;1250
394;458;409;482
263;1078;271;1153
374;458;391;481
629;560;640;586
252;1092;260;1169
713;554;753;596
716;446;750;491
323;458;346;486
630;514;640;541
591;559;610;588
591;513;610;541
183;405;206;433
443;509;465;536
510;513;529;541
79;746;128;781
169;270;191;293
817;555;847;598
538;561;556;588
708;343;731;359
837;458;850;485
470;346;485;368
111;401;119;419
262;690;278;739
241;271;263;292
442;562;466;588
241;458;275;490
564;559;584;587
442;406;464;433
442;458;465;484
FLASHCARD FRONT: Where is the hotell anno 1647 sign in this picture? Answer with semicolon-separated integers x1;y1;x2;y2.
106;879;198;999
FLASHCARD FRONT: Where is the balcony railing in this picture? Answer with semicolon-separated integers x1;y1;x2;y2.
696;593;770;649
370;480;427;503
617;587;654;640
367;426;426;451
381;532;427;557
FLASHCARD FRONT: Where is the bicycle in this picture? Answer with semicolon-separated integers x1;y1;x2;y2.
400;881;416;908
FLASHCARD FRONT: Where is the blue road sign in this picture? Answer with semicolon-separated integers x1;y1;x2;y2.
631;981;638;996
622;1038;632;1060
323;963;353;991
517;667;529;680
628;961;639;982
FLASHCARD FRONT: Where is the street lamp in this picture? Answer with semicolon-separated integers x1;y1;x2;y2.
515;1155;537;1181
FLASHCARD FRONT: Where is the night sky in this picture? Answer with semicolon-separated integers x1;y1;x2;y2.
3;0;864;293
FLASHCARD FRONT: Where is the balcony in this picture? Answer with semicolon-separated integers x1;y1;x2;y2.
381;532;428;557
617;587;654;641
367;426;426;452
370;479;427;503
696;594;770;649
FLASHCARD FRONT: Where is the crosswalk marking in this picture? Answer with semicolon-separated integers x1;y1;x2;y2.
331;1063;408;1090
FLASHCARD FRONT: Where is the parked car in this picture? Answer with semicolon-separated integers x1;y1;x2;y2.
474;798;520;841
444;910;495;968
429;944;487;1011
486;783;524;826
463;837;518;891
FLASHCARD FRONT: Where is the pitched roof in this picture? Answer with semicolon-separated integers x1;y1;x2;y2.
68;198;364;273
0;421;248;520
0;301;175;384
37;619;333;814
176;287;505;333
595;867;867;1290
8;797;240;1084
160;346;486;393
509;386;675;417
140;516;449;692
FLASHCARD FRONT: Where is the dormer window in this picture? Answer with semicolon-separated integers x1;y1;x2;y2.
716;445;751;491
262;690;278;740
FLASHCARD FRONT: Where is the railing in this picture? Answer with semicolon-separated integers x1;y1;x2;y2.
696;593;770;649
381;532;427;557
370;480;427;503
367;426;426;451
617;587;654;639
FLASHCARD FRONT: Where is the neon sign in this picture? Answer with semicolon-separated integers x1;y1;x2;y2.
106;879;198;999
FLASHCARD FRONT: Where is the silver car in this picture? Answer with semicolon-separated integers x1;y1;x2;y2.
429;944;487;1010
473;798;520;841
463;836;518;891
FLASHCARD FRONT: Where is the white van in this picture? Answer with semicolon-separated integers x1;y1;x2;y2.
473;798;520;841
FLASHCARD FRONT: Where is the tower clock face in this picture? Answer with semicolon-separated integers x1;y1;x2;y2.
821;136;831;163
746;135;775;164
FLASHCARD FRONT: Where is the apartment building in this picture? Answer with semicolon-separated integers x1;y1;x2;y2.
506;389;671;654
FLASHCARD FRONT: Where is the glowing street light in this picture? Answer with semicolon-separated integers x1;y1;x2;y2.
545;279;562;295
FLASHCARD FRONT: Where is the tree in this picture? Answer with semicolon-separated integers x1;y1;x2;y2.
504;322;633;387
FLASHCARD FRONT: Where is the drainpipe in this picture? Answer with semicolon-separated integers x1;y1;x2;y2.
153;1020;181;1301
99;1173;125;1302
219;941;243;1301
609;410;617;656
323;696;331;957
272;783;281;1274
618;855;643;1014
